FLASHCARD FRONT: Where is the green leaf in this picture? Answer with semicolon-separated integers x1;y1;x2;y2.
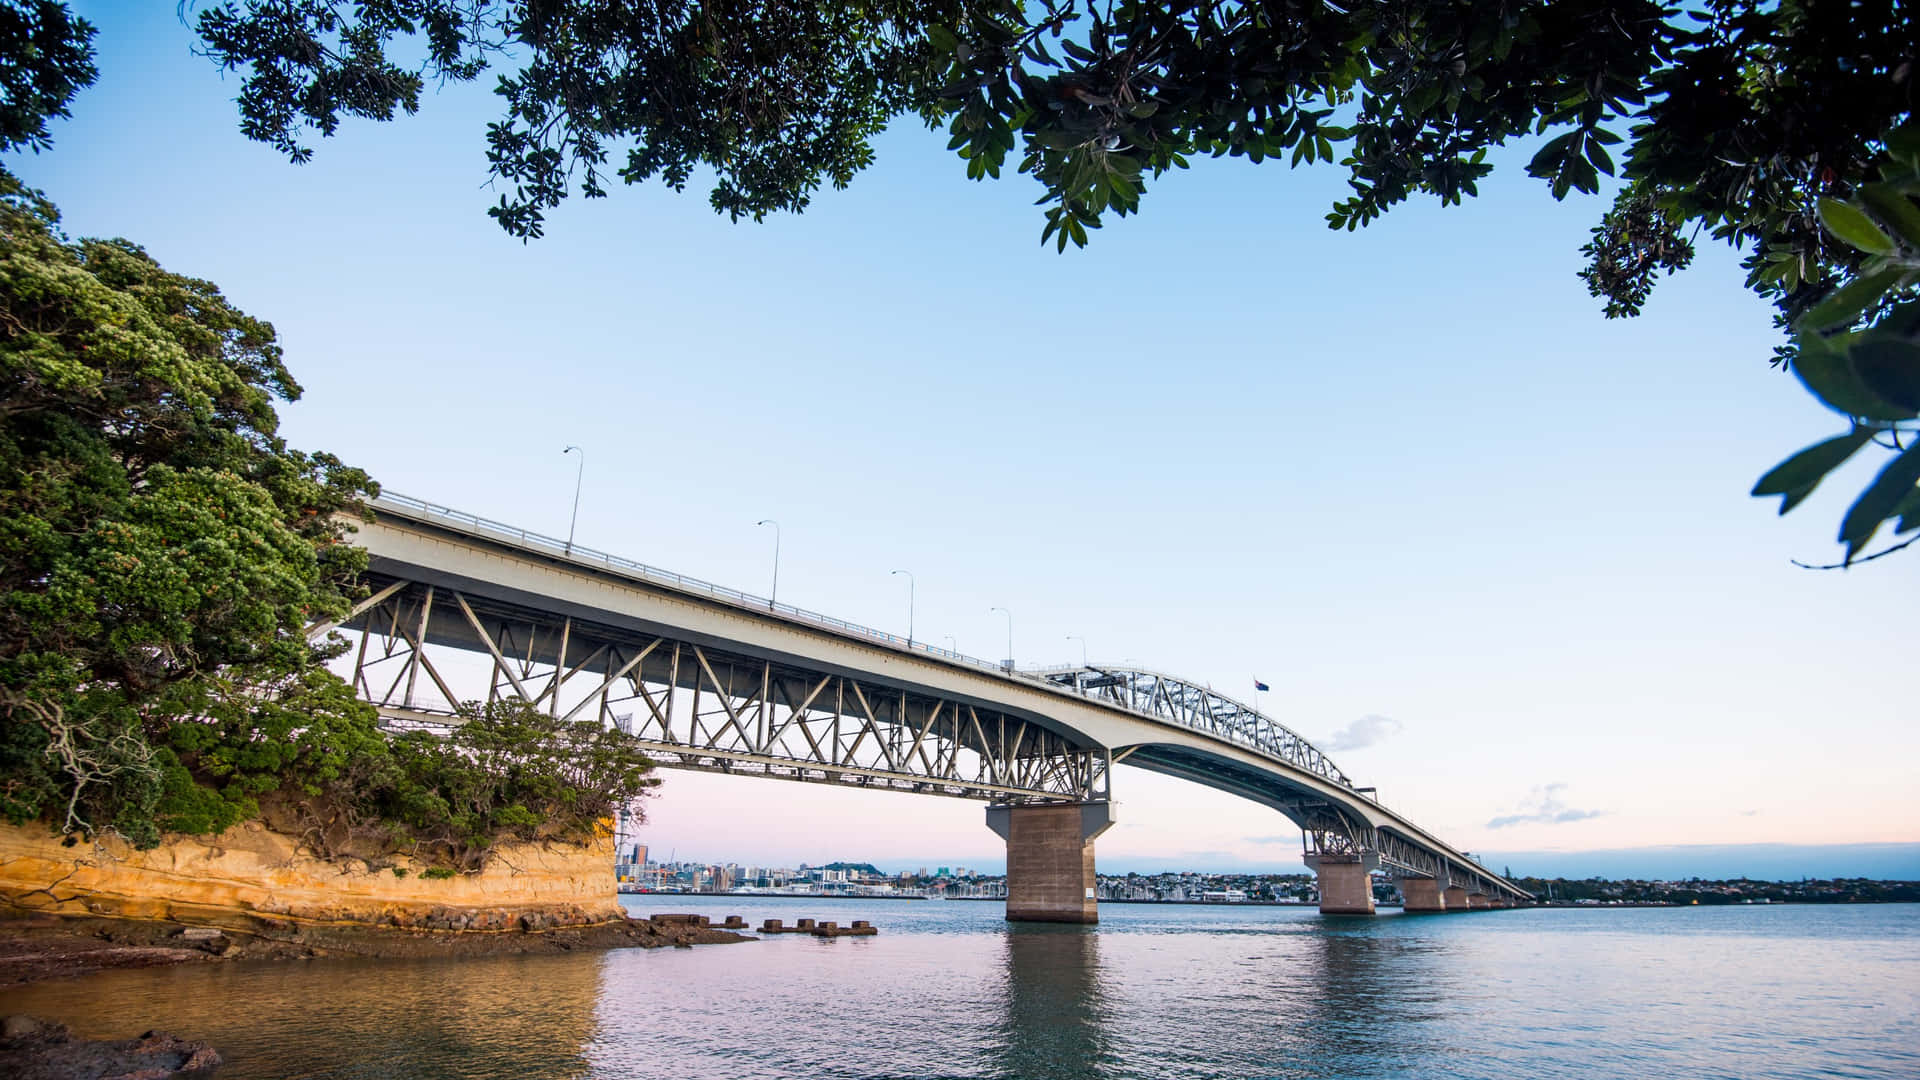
1792;334;1917;421
1857;184;1920;248
1818;197;1897;255
1797;268;1908;332
1887;124;1920;167
1894;487;1920;534
1839;441;1920;559
1850;339;1920;413
1585;139;1614;176
1752;429;1873;515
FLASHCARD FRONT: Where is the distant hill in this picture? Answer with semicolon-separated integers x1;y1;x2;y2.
819;862;885;877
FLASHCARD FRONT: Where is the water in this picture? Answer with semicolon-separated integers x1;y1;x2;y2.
2;898;1913;1079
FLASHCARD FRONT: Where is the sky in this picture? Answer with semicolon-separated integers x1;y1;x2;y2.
17;4;1917;881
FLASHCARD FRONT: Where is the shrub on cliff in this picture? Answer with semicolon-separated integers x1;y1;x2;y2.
374;699;660;870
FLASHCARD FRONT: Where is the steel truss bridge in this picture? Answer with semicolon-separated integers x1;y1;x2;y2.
322;493;1528;904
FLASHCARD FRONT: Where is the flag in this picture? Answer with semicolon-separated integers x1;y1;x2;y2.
1253;680;1270;692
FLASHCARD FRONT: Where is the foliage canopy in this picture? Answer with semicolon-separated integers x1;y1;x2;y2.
184;1;1918;561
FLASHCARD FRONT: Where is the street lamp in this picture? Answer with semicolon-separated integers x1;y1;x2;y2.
942;634;957;656
755;520;780;609
562;445;584;553
1066;634;1088;668
990;607;1013;670
890;570;915;645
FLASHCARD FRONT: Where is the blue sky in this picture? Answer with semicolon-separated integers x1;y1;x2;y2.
19;4;1916;880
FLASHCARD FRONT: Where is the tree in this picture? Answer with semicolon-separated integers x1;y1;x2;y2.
0;168;668;854
0;0;95;154
1751;133;1920;567
0;164;380;844
186;1;1916;562
191;0;950;238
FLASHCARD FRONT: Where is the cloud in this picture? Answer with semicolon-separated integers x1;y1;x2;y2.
1487;783;1606;829
1325;714;1403;751
1740;810;1760;817
1242;835;1295;845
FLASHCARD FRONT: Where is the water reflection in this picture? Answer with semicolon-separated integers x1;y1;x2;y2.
0;950;610;1079
996;925;1106;1080
0;902;1911;1080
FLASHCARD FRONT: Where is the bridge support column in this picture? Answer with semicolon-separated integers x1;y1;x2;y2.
987;802;1114;924
1397;876;1447;912
1443;885;1470;910
1304;852;1379;915
1466;892;1492;910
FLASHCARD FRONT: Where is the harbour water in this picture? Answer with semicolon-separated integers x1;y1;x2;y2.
2;898;1913;1079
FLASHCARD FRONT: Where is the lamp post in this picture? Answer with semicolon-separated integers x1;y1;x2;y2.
562;445;584;553
990;606;1013;670
756;520;780;609
890;570;915;645
1066;634;1088;668
942;635;957;656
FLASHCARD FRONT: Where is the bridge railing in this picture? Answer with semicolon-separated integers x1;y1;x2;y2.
368;492;1364;795
372;493;1015;669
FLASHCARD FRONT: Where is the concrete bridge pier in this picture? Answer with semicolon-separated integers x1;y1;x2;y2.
1396;875;1448;912
1466;892;1493;910
1304;851;1380;915
1443;884;1470;910
987;802;1115;924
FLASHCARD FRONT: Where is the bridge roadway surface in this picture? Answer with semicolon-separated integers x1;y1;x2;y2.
331;494;1529;915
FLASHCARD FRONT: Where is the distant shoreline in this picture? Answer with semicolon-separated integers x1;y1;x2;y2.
622;891;928;902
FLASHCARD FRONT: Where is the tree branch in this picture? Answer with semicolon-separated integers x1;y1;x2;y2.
1791;534;1919;570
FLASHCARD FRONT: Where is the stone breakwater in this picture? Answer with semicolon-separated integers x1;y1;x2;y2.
0;820;624;930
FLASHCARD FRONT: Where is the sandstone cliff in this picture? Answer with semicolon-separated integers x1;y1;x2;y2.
0;821;623;932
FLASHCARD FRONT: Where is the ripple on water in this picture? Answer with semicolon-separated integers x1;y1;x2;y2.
0;901;1912;1079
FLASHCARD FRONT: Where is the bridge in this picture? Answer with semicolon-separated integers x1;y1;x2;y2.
320;493;1530;920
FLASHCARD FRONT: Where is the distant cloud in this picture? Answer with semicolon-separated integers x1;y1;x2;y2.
1325;714;1403;752
1740;810;1760;817
1243;835;1294;845
1487;783;1605;829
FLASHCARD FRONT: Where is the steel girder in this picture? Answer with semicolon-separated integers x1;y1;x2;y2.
329;578;1111;804
1031;666;1350;786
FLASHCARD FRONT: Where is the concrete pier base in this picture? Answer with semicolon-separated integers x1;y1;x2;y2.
1398;876;1447;912
1305;852;1378;915
1443;885;1469;910
1466;892;1492;910
987;802;1114;924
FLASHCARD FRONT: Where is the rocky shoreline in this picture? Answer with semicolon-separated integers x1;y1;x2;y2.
0;1015;221;1080
0;909;751;988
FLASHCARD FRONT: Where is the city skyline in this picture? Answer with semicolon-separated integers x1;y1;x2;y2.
17;5;1915;880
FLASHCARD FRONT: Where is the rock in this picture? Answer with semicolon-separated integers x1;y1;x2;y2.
175;928;223;942
0;1017;220;1079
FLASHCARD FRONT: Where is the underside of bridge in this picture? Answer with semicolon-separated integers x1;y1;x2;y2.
327;496;1532;921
